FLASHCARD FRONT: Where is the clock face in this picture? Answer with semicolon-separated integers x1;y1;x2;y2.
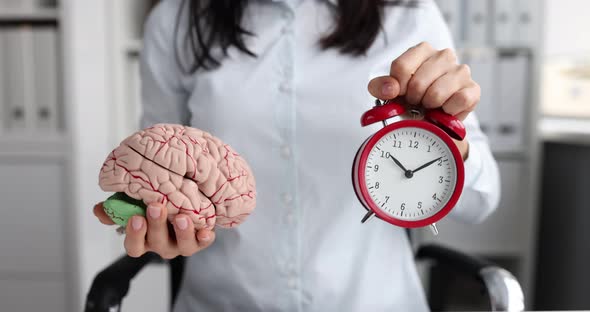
362;126;458;222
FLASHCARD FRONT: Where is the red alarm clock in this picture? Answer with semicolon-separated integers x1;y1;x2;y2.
352;99;466;234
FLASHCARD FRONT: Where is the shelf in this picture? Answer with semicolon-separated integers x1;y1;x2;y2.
0;133;69;158
0;8;59;22
539;116;590;145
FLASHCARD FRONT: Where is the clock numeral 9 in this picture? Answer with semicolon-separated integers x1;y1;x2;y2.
400;203;406;210
374;164;379;172
375;182;380;189
438;176;444;184
408;140;419;149
380;151;391;159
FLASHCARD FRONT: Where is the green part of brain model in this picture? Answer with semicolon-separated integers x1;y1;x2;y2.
102;192;147;227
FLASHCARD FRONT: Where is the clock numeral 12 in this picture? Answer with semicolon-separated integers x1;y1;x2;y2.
408;140;419;149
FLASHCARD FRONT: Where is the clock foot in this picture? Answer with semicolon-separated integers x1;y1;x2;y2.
361;211;376;224
430;223;439;236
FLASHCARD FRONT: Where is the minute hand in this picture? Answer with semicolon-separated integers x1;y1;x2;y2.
411;157;442;174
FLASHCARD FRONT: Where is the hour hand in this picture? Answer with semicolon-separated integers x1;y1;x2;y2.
412;157;442;174
388;155;414;178
388;154;408;172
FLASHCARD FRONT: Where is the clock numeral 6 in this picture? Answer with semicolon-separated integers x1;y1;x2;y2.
400;203;406;210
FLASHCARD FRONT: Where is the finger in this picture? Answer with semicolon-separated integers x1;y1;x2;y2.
367;76;401;100
422;64;472;109
173;215;200;256
124;216;147;257
441;84;481;119
93;202;115;225
406;48;458;105
196;228;215;248
145;203;173;254
390;42;437;96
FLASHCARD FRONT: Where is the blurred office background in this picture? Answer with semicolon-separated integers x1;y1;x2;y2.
0;0;588;311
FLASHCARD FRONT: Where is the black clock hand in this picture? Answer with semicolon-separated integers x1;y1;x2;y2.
411;157;443;174
388;155;414;178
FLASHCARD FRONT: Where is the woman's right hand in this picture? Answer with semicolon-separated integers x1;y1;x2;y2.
93;202;215;259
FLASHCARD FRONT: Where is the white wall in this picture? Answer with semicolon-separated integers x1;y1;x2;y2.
62;0;121;309
544;0;590;57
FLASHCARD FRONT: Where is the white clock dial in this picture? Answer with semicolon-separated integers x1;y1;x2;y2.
364;126;458;221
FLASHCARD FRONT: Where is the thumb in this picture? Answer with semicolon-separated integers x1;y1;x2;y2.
368;76;400;100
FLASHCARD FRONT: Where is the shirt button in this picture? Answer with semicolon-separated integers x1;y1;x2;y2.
286;212;294;223
288;278;297;289
278;82;291;93
281;26;292;35
281;192;293;205
280;145;291;159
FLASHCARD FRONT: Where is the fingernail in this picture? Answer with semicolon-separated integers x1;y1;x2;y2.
131;217;143;231
382;83;394;96
148;205;161;219
201;233;211;242
176;218;188;230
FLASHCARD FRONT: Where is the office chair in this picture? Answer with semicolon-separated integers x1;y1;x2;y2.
84;242;524;312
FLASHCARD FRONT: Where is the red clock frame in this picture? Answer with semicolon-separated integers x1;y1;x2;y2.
352;120;465;228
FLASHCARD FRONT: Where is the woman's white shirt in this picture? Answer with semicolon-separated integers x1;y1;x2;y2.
139;0;500;311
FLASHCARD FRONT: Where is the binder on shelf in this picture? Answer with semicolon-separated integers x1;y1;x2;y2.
494;51;529;152
493;0;517;46
32;26;59;132
435;0;463;44
515;0;537;47
0;0;57;10
463;48;497;144
464;0;491;46
3;25;36;133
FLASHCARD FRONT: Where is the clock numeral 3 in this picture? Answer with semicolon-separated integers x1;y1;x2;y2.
438;176;444;184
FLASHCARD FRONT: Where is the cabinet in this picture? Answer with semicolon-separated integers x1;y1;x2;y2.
426;1;544;308
0;2;71;311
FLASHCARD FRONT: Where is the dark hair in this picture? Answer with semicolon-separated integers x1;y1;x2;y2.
176;0;416;73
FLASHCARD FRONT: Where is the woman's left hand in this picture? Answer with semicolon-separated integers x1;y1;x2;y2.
367;42;480;159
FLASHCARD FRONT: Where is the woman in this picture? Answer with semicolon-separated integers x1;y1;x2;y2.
95;0;500;310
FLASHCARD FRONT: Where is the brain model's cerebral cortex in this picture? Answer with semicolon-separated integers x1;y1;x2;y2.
99;124;256;230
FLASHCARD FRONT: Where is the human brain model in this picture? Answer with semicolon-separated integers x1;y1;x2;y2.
98;124;256;230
